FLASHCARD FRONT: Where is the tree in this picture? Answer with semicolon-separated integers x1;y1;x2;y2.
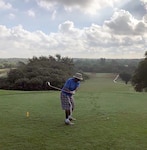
119;72;132;84
7;69;24;83
14;78;29;90
132;51;147;92
1;55;75;90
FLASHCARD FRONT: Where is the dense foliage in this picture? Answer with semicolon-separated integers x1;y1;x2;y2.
119;73;132;84
0;55;76;90
132;52;147;92
0;56;141;91
74;58;139;73
74;58;139;85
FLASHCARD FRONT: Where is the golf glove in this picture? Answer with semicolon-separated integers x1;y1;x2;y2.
70;90;75;95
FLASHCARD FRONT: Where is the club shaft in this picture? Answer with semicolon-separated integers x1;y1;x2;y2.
49;85;62;91
48;83;71;94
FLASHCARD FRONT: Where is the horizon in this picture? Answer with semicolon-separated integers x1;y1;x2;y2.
0;56;143;60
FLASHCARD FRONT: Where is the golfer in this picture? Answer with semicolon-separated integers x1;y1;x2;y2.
60;73;83;125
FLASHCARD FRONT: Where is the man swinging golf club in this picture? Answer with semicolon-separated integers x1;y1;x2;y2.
60;73;83;125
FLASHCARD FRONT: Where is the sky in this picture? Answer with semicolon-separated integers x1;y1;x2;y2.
0;0;147;59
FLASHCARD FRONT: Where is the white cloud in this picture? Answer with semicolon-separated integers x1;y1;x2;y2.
8;13;15;19
104;9;147;35
140;0;147;7
37;0;56;11
51;10;57;20
0;0;147;59
0;9;146;59
0;0;12;9
27;10;36;17
143;14;147;22
59;21;75;33
37;0;122;15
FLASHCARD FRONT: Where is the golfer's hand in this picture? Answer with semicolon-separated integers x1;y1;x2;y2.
70;91;75;95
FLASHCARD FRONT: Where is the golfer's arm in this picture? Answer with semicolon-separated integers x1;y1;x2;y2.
74;88;78;92
75;86;80;91
62;87;71;93
62;86;79;93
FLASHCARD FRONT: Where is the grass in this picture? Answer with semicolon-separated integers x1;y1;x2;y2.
0;73;147;150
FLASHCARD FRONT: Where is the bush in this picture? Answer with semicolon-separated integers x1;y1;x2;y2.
7;69;24;83
0;77;9;89
1;55;75;91
28;77;43;90
14;78;29;90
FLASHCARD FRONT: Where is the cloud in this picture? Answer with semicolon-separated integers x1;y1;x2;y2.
0;25;50;58
37;0;122;15
143;14;147;23
0;7;147;59
0;0;147;58
0;0;12;9
51;10;57;20
104;9;147;35
37;0;56;11
27;10;36;17
121;0;146;18
58;21;78;33
141;0;147;8
8;13;16;19
104;10;134;35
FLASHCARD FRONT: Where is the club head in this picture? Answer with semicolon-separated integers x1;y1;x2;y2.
47;82;51;86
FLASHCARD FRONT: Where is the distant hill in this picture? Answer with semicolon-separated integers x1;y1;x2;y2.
0;58;28;64
0;57;142;73
0;58;28;69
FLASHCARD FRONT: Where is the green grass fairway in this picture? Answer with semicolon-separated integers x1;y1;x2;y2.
0;73;147;150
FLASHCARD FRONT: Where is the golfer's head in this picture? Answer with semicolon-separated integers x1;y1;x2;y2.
73;73;83;81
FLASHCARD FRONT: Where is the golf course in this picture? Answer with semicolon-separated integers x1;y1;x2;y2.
0;73;147;150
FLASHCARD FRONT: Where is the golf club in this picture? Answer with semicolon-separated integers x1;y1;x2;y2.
47;82;73;94
47;82;62;91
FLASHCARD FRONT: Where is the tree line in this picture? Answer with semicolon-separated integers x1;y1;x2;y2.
0;52;147;92
0;55;88;90
74;58;140;73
